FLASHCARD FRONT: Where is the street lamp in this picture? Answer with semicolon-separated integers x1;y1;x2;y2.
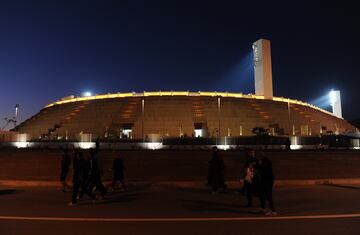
217;97;221;138
142;98;145;142
14;104;19;128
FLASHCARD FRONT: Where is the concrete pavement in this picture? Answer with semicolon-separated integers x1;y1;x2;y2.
1;149;360;234
1;184;360;234
1;149;360;182
2;178;360;188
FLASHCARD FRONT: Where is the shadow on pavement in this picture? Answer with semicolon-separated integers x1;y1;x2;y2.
165;186;212;194
104;191;146;204
0;189;19;195
181;199;259;215
164;184;243;196
323;183;360;190
80;184;150;206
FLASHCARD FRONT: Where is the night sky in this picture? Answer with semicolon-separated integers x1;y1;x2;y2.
1;1;359;129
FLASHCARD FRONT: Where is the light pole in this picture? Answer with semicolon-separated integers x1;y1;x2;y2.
329;90;342;118
287;99;291;136
142;98;145;142
14;104;19;128
217;97;221;139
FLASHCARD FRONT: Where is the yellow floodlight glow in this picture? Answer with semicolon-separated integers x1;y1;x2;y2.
141;142;163;150
217;144;231;150
44;91;339;119
12;142;31;148
77;142;96;149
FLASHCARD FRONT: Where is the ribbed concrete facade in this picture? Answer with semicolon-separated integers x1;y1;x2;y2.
16;92;355;140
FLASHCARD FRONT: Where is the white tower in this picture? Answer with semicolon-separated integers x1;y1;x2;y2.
329;90;342;118
253;39;273;99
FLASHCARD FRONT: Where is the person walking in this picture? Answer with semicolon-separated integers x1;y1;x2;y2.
68;150;96;206
208;146;226;193
241;162;255;206
110;157;126;191
285;138;291;151
60;149;71;192
257;152;277;215
78;151;94;201
241;148;259;207
88;148;107;199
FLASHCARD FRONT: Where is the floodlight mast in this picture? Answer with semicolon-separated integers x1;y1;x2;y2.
253;39;273;99
329;90;342;118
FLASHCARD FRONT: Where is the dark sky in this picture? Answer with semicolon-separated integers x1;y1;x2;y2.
1;0;359;129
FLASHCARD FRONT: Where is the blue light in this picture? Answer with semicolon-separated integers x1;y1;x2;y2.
220;51;254;93
308;90;337;112
82;91;92;97
329;90;336;106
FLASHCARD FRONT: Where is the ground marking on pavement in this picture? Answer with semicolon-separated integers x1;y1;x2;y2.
1;214;360;222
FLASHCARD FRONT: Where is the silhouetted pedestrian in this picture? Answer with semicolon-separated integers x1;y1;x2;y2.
241;162;255;204
285;138;291;151
241;148;259;207
78;151;93;201
257;152;277;215
208;146;226;193
88;148;107;199
60;149;71;192
95;137;100;151
110;157;126;191
68;150;96;206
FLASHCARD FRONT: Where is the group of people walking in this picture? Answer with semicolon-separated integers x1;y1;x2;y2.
207;147;277;216
60;146;126;206
61;145;275;214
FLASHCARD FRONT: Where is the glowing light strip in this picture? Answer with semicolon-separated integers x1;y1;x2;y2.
44;91;338;119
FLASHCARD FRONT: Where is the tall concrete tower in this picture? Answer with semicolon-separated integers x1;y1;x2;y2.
253;39;273;99
329;90;342;118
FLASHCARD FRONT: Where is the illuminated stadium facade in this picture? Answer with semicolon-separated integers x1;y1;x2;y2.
14;39;356;141
15;91;355;141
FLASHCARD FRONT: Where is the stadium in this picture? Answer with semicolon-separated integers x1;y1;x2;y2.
2;39;358;148
14;91;355;141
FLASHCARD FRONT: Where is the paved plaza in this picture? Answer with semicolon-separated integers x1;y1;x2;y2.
1;183;360;234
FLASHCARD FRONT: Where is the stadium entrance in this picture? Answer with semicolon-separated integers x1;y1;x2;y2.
194;123;208;137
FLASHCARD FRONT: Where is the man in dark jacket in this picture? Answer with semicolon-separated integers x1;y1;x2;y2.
257;152;277;215
88;148;107;199
110;157;126;191
208;147;226;193
68;150;96;206
60;149;71;192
